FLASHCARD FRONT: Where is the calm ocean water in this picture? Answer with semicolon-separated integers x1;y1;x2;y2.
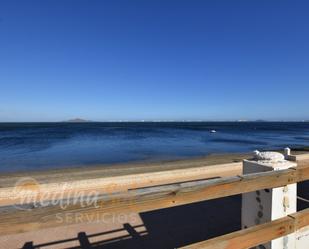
0;122;309;173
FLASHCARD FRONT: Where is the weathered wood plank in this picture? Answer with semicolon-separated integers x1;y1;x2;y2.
180;215;295;249
0;166;303;235
2;155;308;208
296;164;309;182
291;207;309;230
296;153;309;162
0;159;308;236
0;162;242;206
180;208;309;249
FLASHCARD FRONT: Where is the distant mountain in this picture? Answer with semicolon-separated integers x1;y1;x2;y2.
65;118;91;123
237;119;269;122
253;119;268;122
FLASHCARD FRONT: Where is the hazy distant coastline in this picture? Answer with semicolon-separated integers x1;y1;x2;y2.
64;118;92;123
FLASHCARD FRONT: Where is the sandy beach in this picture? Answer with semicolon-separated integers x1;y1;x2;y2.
0;152;250;187
1;148;308;187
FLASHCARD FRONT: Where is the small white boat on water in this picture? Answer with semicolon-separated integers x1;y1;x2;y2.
210;130;217;133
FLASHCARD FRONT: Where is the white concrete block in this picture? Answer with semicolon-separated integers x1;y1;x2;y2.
242;151;297;249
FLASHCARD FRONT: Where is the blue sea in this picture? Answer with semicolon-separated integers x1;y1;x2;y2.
0;122;309;173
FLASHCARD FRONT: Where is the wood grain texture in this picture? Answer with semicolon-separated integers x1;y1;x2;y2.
1;155;308;208
0;162;242;206
180;208;309;249
0;165;306;235
0;156;308;236
291;208;309;230
180;215;296;249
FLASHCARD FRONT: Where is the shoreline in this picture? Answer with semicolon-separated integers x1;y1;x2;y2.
0;152;249;187
1;148;308;187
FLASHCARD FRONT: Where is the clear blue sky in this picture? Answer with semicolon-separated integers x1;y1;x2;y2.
1;0;309;122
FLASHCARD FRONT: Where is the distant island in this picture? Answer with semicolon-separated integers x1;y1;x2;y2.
237;119;268;122
65;118;91;123
253;119;268;122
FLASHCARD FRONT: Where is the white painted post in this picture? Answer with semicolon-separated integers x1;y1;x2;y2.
296;226;309;248
295;147;309;249
241;149;297;249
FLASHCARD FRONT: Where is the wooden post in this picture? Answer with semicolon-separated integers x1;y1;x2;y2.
242;149;297;249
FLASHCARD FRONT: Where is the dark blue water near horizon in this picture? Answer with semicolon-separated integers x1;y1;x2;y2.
0;122;309;173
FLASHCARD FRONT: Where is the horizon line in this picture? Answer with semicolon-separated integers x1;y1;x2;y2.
0;120;309;123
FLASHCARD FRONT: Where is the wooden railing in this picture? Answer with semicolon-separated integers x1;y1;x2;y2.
1;154;309;248
180;208;309;249
0;161;242;206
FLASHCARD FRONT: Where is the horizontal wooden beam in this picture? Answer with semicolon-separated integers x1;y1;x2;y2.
180;208;309;249
1;154;308;208
1;163;309;235
0;162;242;206
296;153;309;162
